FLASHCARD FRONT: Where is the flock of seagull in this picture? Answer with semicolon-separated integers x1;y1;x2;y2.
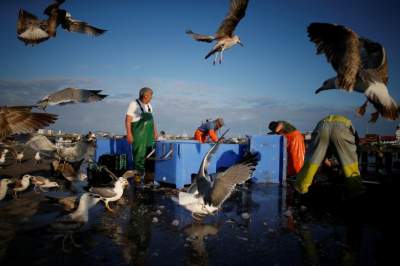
1;0;400;253
11;0;400;123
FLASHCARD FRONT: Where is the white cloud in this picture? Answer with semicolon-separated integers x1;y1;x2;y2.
1;79;397;136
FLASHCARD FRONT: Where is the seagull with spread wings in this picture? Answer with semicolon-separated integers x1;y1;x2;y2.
175;130;258;219
37;87;107;110
0;106;57;140
308;22;398;123
50;192;102;252
17;0;106;46
186;0;249;65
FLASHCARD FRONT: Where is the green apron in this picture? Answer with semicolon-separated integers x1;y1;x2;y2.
131;101;154;174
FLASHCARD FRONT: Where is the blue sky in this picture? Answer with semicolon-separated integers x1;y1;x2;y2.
1;0;400;136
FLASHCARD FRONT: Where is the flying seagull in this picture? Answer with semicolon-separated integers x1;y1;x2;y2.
0;106;58;140
37;88;107;110
308;22;398;123
17;0;106;46
176;130;258;218
186;0;249;65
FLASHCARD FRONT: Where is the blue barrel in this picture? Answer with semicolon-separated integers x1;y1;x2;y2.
249;135;286;184
155;140;246;188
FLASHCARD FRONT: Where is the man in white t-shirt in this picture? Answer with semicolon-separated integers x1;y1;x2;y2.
125;87;158;181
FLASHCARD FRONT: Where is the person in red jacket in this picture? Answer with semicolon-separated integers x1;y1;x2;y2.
194;118;224;143
268;120;305;177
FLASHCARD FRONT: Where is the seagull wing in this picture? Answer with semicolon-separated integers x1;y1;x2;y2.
207;152;257;208
61;17;106;36
0;106;57;139
215;0;249;38
360;38;388;85
17;9;40;34
89;187;117;198
26;135;57;152
197;129;230;178
186;30;214;43
17;9;50;44
307;22;361;91
78;89;107;103
43;0;65;16
196;129;230;197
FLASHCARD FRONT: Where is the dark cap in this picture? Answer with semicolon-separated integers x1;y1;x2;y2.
268;121;278;132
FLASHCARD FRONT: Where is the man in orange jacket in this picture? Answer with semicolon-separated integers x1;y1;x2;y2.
269;120;305;177
194;118;224;143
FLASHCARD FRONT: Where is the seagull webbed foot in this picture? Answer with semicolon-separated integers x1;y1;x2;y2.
369;112;380;123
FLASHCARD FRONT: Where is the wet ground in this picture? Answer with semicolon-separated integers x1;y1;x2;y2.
0;166;396;266
0;151;397;266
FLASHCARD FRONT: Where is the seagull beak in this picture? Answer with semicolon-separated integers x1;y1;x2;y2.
238;41;244;47
315;87;329;94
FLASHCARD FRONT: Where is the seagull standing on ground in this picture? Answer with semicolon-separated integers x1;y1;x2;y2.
307;22;399;123
0;179;13;201
34;151;42;164
88;169;129;212
186;0;249;65
31;175;59;192
0;149;9;168
176;130;258;218
50;192;102;252
12;174;32;198
15;151;24;164
37;87;107;110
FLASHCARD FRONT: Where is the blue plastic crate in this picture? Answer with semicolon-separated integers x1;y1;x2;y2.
249;135;286;184
95;138;133;169
155;140;246;188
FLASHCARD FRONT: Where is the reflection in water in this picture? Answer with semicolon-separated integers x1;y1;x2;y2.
183;221;219;266
95;186;154;266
